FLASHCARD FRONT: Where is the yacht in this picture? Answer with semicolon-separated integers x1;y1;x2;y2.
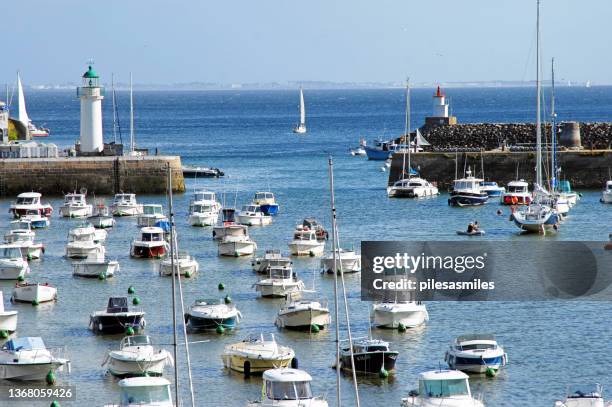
236;204;273;226
479;181;505;197
444;334;507;374
217;224;257;257
339;338;398;375
137;204;167;227
0;337;70;381
253;192;279;216
501;180;531;205
21;210;50;229
158;251;199;276
288;226;325;256
59;192;93;218
388;177;439;198
0;291;18;335
130;227;168;258
275;294;330;330
252;249;293;274
0;245;30;280
185;298;242;331
9;192;53;219
89;297;146;334
448;168;488;207
372;301;429;329
65;224;106;259
511;200;560;234
255;266;305;298
222;333;295;376
400;370;485;407
88;201;116;228
4;220;35;243
106;376;173;407
553;384;612;407
111;193;143;217
188;190;221;226
212;208;237;240
11;282;57;304
103;335;173;378
292;87;307;134
247;368;329;407
601;181;612;204
320;248;361;273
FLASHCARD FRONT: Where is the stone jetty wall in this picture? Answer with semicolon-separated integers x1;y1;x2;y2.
0;156;185;196
388;150;611;189
421;122;612;151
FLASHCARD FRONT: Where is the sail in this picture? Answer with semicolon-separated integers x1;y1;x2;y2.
17;73;30;126
299;88;305;126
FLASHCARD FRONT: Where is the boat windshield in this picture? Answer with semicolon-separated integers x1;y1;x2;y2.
16;197;37;205
242;205;259;213
123;335;152;347
120;385;171;404
141;233;163;242
419;379;470;398
454;181;477;190
72;232;95;242
0;247;23;259
4;337;46;351
508;185;527;193
266;380;313;400
458;343;496;351
11;221;30;231
194;192;215;202
294;232;314;241
115;194;135;202
270;268;292;279
143;206;162;215
193;204;212;213
566;384;603;398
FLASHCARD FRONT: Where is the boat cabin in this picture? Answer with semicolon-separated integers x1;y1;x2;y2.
267;266;295;281
120;335;153;349
191;203;215;213
351;339;391;354
142;204;163;216
558;384;606;406
224;224;249;237
64;193;86;205
3;337;49;356
262;368;314;401
15;192;42;206
417;370;473;399
113;193;137;205
453;170;483;192
221;208;236;223
507;180;529;193
107;297;130;314
453;334;499;351
191;190;217;203
241;204;263;215
117;377;172;406
10;220;32;232
254;192;276;204
293;227;318;242
139;227;165;242
0;245;23;259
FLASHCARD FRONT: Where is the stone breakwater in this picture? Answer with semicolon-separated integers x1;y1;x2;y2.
0;156;185;196
421;122;612;151
388;150;611;189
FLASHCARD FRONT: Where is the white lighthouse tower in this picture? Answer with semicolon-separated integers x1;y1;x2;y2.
78;65;104;153
432;86;449;118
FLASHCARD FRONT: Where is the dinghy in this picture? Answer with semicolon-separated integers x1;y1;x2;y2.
0;337;69;381
11;282;57;304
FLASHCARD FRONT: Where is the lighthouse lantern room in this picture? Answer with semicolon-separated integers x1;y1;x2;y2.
78;65;104;153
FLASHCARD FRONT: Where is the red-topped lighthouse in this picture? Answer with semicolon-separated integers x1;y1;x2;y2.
424;85;457;128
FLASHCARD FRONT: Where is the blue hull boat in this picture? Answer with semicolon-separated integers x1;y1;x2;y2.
365;146;393;161
260;204;279;216
448;193;488;207
186;315;239;331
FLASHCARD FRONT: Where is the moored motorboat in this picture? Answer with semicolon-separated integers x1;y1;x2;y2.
222;333;295;376
0;337;70;381
247;368;329;407
480;181;505;197
388;177;439;198
137;204;167;227
253;192;280;216
275;294;330;330
130;227;168;258
217;224;257;257
158;251;199;276
448;168;488;207
88;201;116;228
320;248;361;273
4;220;35;243
339;338;398;375
65;224;106;259
185;298;242;331
254;266;305;298
89;297;146;334
103;335;173;378
111;193;143;217
252;249;293;274
11;282;57;304
236;204;273;226
501;180;531;205
400;370;485;407
188;190;221;226
72;254;119;278
9;192;53;219
182;166;224;178
14;240;45;260
372;301;428;329
0;291;18;334
365;138;401;161
553;384;612;407
557;180;580;207
0;245;30;280
21;211;50;229
601;181;612;204
302;218;328;241
59;192;93;218
105;376;173;407
444;334;507;374
212;208;237;240
288;226;325;256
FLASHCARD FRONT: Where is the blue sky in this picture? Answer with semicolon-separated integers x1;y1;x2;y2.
5;0;611;85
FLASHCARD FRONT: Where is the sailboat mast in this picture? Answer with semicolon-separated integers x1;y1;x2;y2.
130;72;135;154
550;57;557;191
111;74;117;144
328;156;341;407
166;164;180;406
535;0;543;187
402;78;411;178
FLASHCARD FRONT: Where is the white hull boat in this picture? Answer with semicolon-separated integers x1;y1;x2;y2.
188;190;221;226
0;245;30;280
320;248;361;273
401;370;485;407
554;384;612;407
103;335;173;378
252;250;292;273
66;241;105;259
602;181;612;203
288;241;325;256
255;266;305;298
372;301;429;329
111;193;143;217
247;368;328;407
14;240;44;260
0;292;18;334
188;212;218;227
59;192;92;218
0;337;69;381
137;204;167;227
73;259;119;278
236;204;272;226
4;220;35;244
185;299;242;331
444;334;507;374
159;253;199;276
218;238;257;257
12;282;57;303
275;299;330;330
105;377;173;407
387;177;439;198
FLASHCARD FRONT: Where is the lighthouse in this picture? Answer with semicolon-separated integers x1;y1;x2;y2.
424;85;457;128
78;65;104;153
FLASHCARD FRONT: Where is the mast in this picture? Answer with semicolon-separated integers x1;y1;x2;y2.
130;72;135;154
328;156;341;407
550;57;557;192
299;88;305;127
166;164;179;406
111;74;117;144
402;78;411;179
535;0;543;187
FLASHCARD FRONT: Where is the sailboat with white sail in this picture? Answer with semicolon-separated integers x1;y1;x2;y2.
16;72;49;137
293;87;307;134
126;73;143;157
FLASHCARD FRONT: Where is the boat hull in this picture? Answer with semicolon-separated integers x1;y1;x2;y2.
511;209;559;233
159;260;198;276
65;245;104;260
107;354;168;378
256;282;304;298
73;261;119;278
218;241;256;257
188;213;218;227
186;315;239;331
90;314;146;334
275;309;330;329
0;312;18;333
11;207;53;219
0;263;29;280
447;355;506;374
288;242;324;256
59;205;93;218
12;285;57;303
365;147;393;161
601;192;612;204
222;353;292;374
372;309;428;329
111;205;143;217
448;193;488;207
130;244;167;259
0;361;66;381
88;215;115;229
321;256;361;273
340;351;398;374
236;215;272;226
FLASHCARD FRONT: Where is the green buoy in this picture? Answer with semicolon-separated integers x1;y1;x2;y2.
0;330;8;339
98;273;106;280
216;325;225;334
18;275;25;282
224;295;232;304
132;297;140;305
128;286;135;294
485;367;497;378
310;324;320;333
398;323;406;332
309;251;315;257
125;326;135;336
218;283;225;290
32;299;39;306
185;271;192;278
379;368;389;379
50;401;60;407
46;370;56;385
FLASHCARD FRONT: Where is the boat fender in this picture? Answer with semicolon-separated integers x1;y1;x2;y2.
291;357;299;369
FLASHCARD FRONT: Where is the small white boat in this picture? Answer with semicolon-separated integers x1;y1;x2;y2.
602;181;612;204
88;202;116;228
288;226;325;256
0;291;18;334
69;222;107;243
292;87;307;134
554;384;612;407
111;193;143;217
218;224;257;257
212;208;237;240
14;240;45;260
444;334;507;374
388;177;439;198
4;220;35;243
252;249;293;273
188;190;221;226
73;254;119;278
130;227;168;258
372;301;428;329
105;376;173;407
222;333;295;376
65;224;106;259
158;251;199;276
254;266;305;298
137;204;167;227
236;204;273;226
21;211;50;229
59;192;93;218
103;335;173;378
320;248;361;273
275;294;330;330
501;179;532;205
185;298;242;331
401;370;485;407
9;192;53;219
247;368;329;407
11;282;57;304
0;245;30;280
0;337;70;381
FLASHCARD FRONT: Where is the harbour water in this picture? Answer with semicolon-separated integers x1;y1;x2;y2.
2;87;611;406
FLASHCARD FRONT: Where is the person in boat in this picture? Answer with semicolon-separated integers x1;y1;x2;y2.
473;221;480;231
467;223;474;233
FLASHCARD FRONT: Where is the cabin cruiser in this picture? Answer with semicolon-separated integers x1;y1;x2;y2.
90;297;146;334
105;376;173;407
0;244;30;280
212;208;237;240
103;335;173;378
65;224;106;259
217;224;257;257
553;384;612;407
372;301;429;329
188;190;221;226
302;218;328;241
88;202;116;228
275;293;330;330
21;210;50;229
158;251;199;276
255;266;305;298
59;192;93;218
400;370;485;407
111;193;143;217
182;165;224;178
388;177;439;198
253;192;280;216
130;227;168;258
444;334;507;374
0;291;18;334
4;220;35;243
0;337;70;381
288;226;325;256
339;338;398;375
69;222;107;243
222;333;295;376
236;204;273;226
247;368;329;407
9;192;53;219
185;298;242;331
320;248;361;273
72;252;119;278
479;181;505;197
252;249;293;274
11;282;57;304
365;138;401;160
137;204;167;227
448;168;488;207
501;180;531;205
601;181;612;204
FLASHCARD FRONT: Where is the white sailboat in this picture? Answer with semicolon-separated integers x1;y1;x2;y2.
293;87;307;134
16;72;49;137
